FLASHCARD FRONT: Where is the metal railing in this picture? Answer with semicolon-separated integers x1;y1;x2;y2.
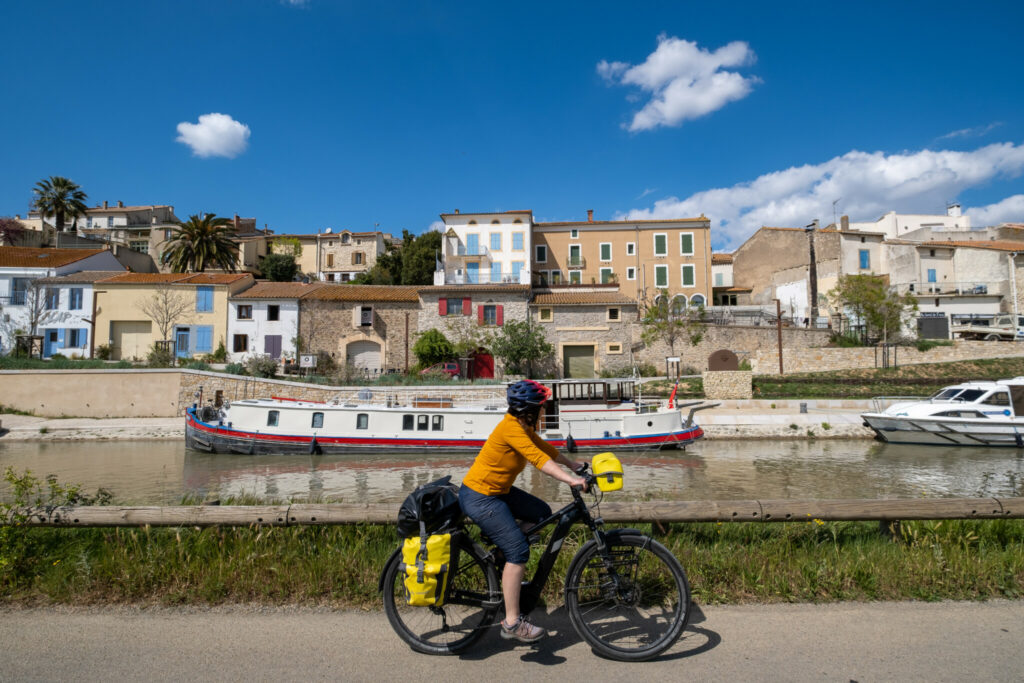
2;292;27;305
450;245;492;258
439;271;528;285
892;281;995;296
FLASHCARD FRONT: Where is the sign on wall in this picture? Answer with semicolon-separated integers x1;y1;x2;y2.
299;354;318;368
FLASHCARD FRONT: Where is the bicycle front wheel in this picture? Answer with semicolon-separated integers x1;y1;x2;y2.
564;532;691;661
382;535;500;655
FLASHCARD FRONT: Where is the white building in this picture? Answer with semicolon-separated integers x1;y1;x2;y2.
435;210;533;286
845;205;971;240
0;247;125;356
228;282;323;362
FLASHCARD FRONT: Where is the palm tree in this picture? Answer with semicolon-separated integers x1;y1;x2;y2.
161;213;239;272
31;176;89;233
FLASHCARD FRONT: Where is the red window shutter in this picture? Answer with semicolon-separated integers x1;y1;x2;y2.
496;305;504;326
478;304;485;326
439;297;446;316
462;298;471;316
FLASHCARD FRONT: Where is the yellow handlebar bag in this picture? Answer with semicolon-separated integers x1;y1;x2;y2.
592;452;623;492
400;533;453;606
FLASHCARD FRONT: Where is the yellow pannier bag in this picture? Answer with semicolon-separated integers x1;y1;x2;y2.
592;452;623;492
400;533;453;606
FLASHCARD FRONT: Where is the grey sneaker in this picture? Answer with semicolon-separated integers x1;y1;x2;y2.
501;616;547;643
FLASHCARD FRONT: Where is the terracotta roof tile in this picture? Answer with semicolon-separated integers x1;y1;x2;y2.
180;273;254;285
531;291;636;306
99;272;253;285
232;282;326;299
33;270;127;284
536;217;707;228
0;247;108;268
303;284;421;302
711;253;734;264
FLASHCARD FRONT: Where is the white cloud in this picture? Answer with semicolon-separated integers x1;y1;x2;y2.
598;34;758;132
429;220;445;233
939;122;1003;140
282;0;309;6
618;142;1024;249
175;113;251;158
966;194;1024;225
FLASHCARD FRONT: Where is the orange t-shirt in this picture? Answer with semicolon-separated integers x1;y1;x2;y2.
462;413;558;496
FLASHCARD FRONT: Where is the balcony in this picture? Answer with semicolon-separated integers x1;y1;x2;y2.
446;245;492;263
892;281;996;296
435;269;531;285
566;255;587;269
1;292;27;305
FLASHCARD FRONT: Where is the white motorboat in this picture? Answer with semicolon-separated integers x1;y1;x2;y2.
861;377;1024;447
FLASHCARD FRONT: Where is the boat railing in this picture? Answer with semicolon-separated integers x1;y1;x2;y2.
326;386;507;410
870;396;928;413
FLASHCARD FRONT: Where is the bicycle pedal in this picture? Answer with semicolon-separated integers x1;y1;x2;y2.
527;534;541;546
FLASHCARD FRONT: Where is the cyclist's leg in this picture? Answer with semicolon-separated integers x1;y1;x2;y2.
501;486;552;530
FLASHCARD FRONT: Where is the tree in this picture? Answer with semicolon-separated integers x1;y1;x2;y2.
261;253;298;281
827;275;918;343
490;319;554;377
161;213;238;273
0;280;60;340
0;217;26;246
352;229;441;286
137;284;192;342
639;290;705;355
271;236;303;259
412;328;455;367
31;176;88;233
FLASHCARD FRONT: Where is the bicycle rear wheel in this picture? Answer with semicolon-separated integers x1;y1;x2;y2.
564;532;691;661
382;535;500;655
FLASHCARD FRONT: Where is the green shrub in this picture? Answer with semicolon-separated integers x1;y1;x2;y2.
830;332;863;348
203;341;228;364
245;354;278;378
412;329;454;366
146;343;175;368
225;363;246;376
184;361;211;371
114;360;132;369
95;344;112;361
914;339;954;352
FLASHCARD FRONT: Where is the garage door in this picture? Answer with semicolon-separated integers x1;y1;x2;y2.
562;345;595;378
110;321;152;360
347;340;381;372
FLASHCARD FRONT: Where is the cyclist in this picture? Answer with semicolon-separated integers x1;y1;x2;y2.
459;379;587;643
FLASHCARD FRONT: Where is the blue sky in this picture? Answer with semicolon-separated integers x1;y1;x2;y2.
2;1;1023;250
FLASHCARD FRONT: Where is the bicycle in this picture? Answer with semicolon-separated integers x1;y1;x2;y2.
380;463;691;661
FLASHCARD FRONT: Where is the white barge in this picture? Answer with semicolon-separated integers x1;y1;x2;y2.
861;377;1024;447
185;379;709;454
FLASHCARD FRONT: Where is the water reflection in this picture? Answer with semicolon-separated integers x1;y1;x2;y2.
1;439;1022;504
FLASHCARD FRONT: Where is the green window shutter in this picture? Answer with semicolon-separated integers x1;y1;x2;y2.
600;244;611;260
682;265;694;286
654;234;666;255
681;234;693;254
655;266;668;288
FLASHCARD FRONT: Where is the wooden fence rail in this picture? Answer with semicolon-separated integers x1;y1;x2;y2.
2;498;1020;527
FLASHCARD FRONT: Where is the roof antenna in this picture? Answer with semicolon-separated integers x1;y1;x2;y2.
832;198;841;226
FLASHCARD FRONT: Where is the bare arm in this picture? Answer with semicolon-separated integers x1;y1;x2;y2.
540;459;586;488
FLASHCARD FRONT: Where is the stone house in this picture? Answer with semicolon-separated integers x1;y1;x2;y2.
298;284;420;373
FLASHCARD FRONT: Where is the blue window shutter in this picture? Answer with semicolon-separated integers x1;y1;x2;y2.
57;329;65;346
197;326;213;352
196;286;213;312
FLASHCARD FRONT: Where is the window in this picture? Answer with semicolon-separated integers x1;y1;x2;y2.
607;307;621;321
655;264;668;288
654;233;667;256
550;271;562;285
927;268;937;283
513;218;523;224
446;297;464;316
267;410;279;427
10;278;30;305
535;244;547;263
681;264;695;287
69;288;83;310
568;244;582;267
341;233;350;243
359;306;373;326
570;229;579;239
431;415;444;431
490;233;501;251
626;267;636;281
691;294;706;307
569;270;582;285
600;267;613;283
607;342;623;354
312;412;324;429
195;326;214;353
538;307;553;322
715;273;723;287
327;254;335;267
983;392;1010;406
237;305;253;320
353;252;364;265
107;216;113;228
680;233;694;256
482;305;497;326
511;262;524;279
86;217;92;228
512;232;524;251
403;415;414;430
164;229;172;241
233;334;248;352
357;413;369;429
340;273;351;282
929;249;936;257
417;415;429;431
267;305;280;321
626;242;635;256
326;274;335;282
45;288;59;310
67;329;84;347
131;241;149;254
600;243;612;261
196;286;213;312
490;262;502;283
859;249;870;269
491;219;500;225
466;233;479;255
467;220;477;225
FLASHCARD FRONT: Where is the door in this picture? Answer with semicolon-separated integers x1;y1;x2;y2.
562;345;596;378
470;351;494;379
264;335;282;359
466;262;479;284
44;329;58;357
347;340;381;372
110;321;152;360
175;328;191;358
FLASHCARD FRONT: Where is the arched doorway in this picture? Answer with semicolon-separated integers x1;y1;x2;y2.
347;340;381;373
690;293;706;308
470;347;494;379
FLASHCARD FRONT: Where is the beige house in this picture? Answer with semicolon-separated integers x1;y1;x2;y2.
93;272;254;360
531;288;638;378
532;213;712;304
270;230;393;282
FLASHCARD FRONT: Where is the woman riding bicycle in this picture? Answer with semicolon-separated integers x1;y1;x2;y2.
459;379;587;643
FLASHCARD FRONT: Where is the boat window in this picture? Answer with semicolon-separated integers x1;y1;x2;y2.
267;410;279;427
356;413;369;429
933;389;962;400
417;415;429;431
982;391;1010;406
953;389;985;403
403;415;414;430
432;415;444;431
936;410;987;418
311;412;324;428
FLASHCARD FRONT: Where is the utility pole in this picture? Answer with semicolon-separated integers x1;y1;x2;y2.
806;220;820;326
775;298;784;375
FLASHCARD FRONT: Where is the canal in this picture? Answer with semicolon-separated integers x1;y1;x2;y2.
3;439;1023;505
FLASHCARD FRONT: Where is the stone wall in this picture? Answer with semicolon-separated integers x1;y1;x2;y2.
702;370;753;399
634;324;831;372
177;371;348;415
751;340;1024;375
534;303;637;376
299;299;418;372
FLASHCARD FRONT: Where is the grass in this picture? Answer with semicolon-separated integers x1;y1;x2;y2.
1;519;1021;607
0;356;133;370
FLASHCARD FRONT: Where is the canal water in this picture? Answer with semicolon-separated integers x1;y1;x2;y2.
2;439;1023;505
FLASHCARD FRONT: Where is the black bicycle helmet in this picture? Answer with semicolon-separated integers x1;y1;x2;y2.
506;379;552;411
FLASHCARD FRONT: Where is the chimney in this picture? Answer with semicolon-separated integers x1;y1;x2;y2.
15;214;19;219
234;214;240;232
841;215;849;231
103;201;108;209
587;209;594;222
947;203;962;218
117;200;123;208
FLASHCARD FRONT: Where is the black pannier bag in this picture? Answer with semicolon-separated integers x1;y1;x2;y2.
396;475;463;539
